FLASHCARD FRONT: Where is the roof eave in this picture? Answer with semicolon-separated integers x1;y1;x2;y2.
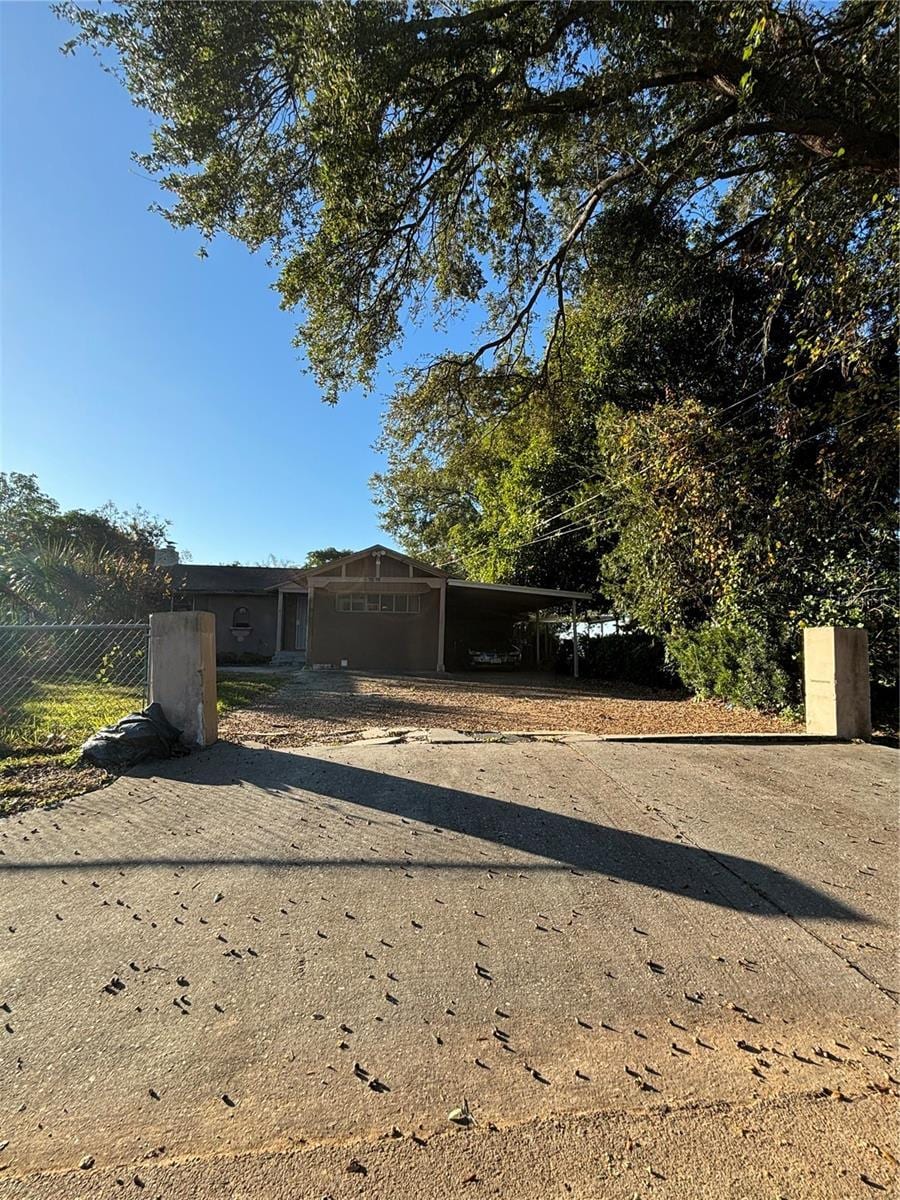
447;579;593;601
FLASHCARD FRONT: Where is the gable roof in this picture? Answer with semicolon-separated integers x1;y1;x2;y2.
170;565;305;594
306;543;446;578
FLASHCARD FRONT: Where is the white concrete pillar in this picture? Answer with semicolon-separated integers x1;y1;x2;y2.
803;626;871;739
149;611;217;748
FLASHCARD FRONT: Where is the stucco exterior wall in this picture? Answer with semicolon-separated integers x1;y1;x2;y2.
308;581;440;671
192;593;279;663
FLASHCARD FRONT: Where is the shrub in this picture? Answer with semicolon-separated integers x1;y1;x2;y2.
667;621;797;712
557;630;678;689
216;652;272;666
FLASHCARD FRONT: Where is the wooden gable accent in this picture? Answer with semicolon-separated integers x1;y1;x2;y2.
306;544;445;580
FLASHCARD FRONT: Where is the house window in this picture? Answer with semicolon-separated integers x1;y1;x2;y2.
233;606;251;628
336;592;421;614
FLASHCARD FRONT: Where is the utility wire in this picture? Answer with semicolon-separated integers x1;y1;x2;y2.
439;400;894;569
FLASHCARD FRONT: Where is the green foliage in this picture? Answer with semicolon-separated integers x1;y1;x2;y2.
379;211;897;710
0;473;174;622
0;681;145;752
58;0;898;399
57;2;899;712
561;631;677;690
216;673;288;716
95;642;146;687
668;622;795;712
373;356;607;592
301;547;354;569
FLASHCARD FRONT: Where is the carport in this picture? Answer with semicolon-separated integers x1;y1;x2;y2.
444;579;595;674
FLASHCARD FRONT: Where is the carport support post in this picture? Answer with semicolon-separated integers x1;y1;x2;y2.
436;578;446;672
572;601;579;678
149;611;217;748
803;626;871;739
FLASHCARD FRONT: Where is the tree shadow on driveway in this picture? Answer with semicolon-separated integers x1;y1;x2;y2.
0;743;862;923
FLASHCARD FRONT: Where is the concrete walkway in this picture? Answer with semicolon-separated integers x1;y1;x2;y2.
0;737;896;1197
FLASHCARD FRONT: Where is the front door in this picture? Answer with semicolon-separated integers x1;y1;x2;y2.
294;595;308;652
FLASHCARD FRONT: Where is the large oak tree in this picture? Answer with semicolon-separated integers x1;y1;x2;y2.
59;1;896;397
59;1;898;709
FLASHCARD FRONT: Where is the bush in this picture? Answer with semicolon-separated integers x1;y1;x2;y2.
557;630;678;689
667;621;797;712
216;652;272;666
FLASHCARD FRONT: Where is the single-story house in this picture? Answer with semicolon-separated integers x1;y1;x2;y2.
170;545;591;672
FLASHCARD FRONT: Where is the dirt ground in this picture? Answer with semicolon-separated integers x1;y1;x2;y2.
219;669;798;746
0;747;109;818
1;736;895;1198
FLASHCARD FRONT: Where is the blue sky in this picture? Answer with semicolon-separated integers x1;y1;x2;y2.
0;2;449;565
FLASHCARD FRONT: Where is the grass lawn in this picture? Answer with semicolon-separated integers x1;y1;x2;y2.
0;681;146;751
217;673;289;717
0;672;289;818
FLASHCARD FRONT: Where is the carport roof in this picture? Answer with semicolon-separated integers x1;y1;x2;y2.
448;579;591;600
447;578;592;613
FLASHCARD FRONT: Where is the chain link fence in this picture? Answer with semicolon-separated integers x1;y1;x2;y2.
0;624;149;750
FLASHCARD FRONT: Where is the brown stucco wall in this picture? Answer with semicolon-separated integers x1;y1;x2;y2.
192;593;279;663
308;582;440;672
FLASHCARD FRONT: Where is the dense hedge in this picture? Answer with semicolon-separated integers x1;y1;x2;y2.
666;621;797;713
556;631;678;689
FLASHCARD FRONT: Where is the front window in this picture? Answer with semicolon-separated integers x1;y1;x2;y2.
337;592;421;613
233;606;251;628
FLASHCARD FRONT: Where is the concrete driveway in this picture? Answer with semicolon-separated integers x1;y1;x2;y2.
0;736;896;1198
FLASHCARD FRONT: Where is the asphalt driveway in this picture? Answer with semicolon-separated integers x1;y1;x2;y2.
0;736;896;1197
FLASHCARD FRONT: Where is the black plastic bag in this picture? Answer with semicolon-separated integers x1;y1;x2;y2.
81;702;184;771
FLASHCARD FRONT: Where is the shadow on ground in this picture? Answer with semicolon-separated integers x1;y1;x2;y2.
0;742;858;921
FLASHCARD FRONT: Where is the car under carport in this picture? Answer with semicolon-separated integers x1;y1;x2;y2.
443;578;595;674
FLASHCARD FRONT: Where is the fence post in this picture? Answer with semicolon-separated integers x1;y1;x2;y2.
803;626;871;740
149;612;217;748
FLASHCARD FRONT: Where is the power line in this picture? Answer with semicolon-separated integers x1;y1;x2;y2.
439;400;895;568
534;360;834;531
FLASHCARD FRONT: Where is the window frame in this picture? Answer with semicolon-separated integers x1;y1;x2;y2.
336;591;421;614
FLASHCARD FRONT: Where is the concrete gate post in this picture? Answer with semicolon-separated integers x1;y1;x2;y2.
149;611;217;748
803;626;871;739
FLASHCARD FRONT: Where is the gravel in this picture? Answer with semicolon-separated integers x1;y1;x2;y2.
219;669;798;747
